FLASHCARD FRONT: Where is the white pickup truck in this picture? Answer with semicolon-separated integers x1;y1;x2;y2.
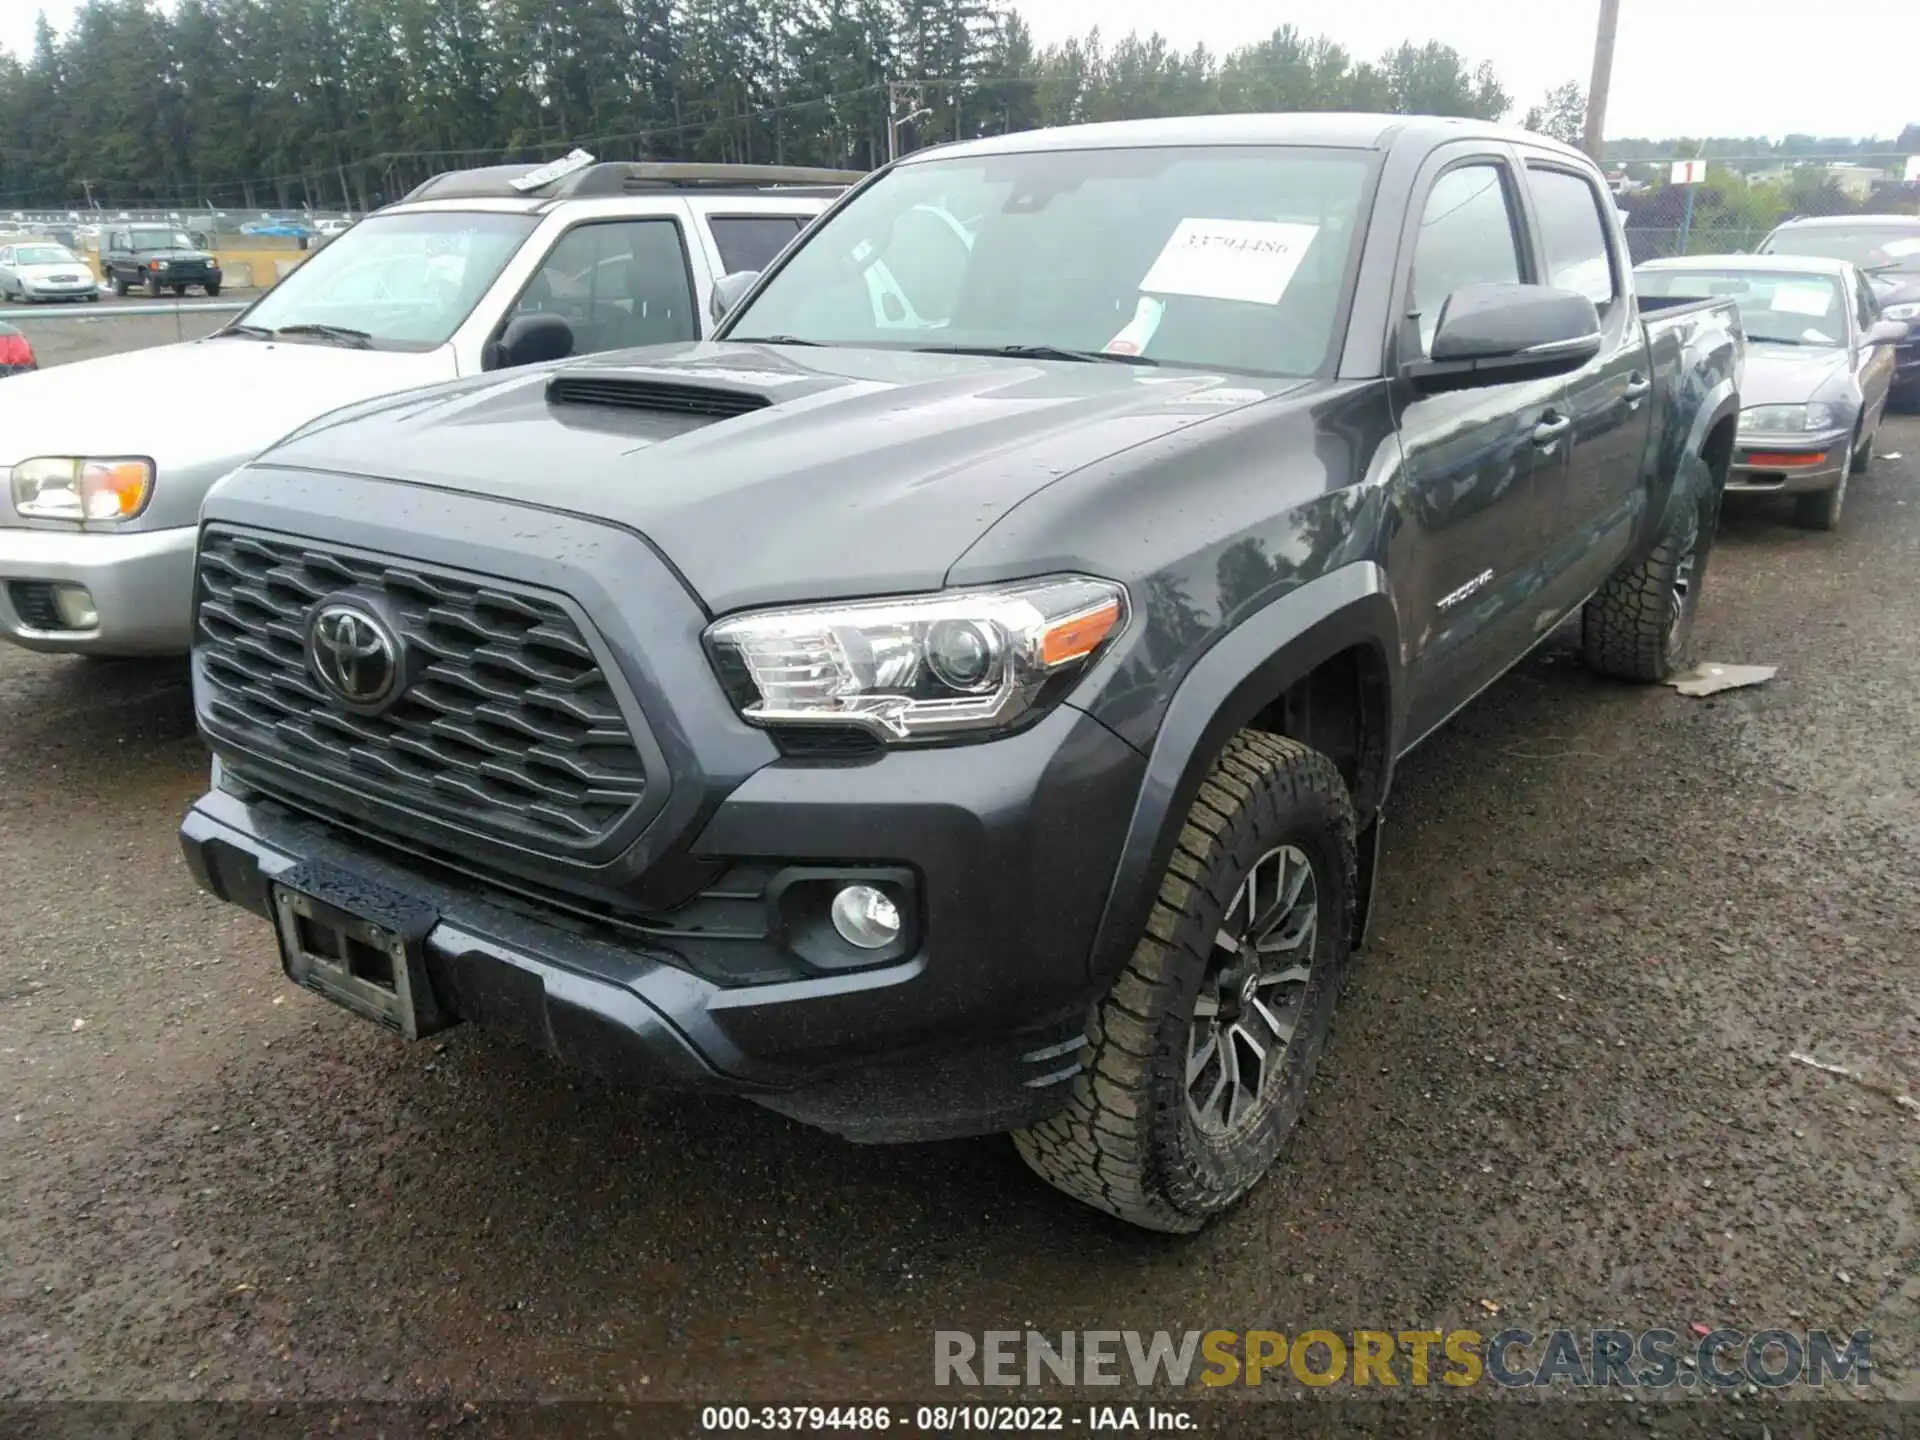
0;156;857;655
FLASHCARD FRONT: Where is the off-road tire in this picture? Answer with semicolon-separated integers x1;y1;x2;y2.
1794;440;1852;531
1012;731;1357;1233
204;282;221;297
1580;480;1712;682
111;272;129;297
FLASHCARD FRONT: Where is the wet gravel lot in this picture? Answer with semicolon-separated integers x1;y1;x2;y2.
0;334;1915;1413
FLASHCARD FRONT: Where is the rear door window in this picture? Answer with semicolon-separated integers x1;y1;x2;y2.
710;215;808;274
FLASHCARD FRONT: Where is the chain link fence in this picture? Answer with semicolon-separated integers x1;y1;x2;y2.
1613;152;1920;263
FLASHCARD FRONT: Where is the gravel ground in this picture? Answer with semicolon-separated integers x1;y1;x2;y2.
0;411;1915;1414
7;306;231;368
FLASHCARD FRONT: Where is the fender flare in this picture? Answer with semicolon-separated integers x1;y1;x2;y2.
1080;561;1402;986
1685;375;1740;465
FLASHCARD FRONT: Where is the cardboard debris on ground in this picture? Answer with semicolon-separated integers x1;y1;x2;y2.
1665;663;1777;697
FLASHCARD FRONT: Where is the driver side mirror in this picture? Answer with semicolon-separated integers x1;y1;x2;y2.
1405;283;1603;394
483;312;573;372
1865;318;1909;347
710;270;760;323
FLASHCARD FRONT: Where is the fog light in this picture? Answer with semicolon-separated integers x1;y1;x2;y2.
829;884;901;950
53;583;97;629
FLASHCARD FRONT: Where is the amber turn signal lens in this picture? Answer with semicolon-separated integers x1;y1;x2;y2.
1040;599;1122;668
1745;451;1828;468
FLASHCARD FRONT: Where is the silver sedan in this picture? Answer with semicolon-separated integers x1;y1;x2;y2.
0;242;99;303
1636;253;1906;530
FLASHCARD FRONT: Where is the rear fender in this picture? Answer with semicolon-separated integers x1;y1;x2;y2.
1080;561;1402;987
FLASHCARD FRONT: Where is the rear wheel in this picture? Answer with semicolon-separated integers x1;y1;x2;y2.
1794;442;1851;531
1581;480;1709;682
1013;731;1357;1233
110;272;129;297
204;282;221;297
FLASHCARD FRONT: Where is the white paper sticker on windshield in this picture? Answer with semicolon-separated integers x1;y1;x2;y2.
1770;284;1834;316
1139;219;1320;306
1880;237;1920;257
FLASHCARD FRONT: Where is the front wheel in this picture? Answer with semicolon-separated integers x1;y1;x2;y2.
1794;443;1852;531
203;282;221;297
145;274;163;298
110;272;129;297
1013;731;1358;1233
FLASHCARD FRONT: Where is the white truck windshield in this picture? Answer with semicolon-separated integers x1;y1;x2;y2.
240;211;539;350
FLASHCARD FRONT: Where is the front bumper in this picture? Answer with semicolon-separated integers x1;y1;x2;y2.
181;701;1147;1142
0;524;197;654
1727;431;1849;496
19;279;97;300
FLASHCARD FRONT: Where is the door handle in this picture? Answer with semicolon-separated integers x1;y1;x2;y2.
1623;372;1651;403
1531;412;1572;447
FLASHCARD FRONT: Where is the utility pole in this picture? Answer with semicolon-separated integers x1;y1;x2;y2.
886;80;933;165
1583;0;1620;164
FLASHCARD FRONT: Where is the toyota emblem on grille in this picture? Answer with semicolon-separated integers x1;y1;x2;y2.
308;601;402;708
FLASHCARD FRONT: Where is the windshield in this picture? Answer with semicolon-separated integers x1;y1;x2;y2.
239;211;538;350
728;145;1375;376
1638;268;1850;346
1761;224;1920;273
14;246;75;265
132;229;195;250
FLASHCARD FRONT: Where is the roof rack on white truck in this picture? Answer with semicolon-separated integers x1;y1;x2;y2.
0;150;863;657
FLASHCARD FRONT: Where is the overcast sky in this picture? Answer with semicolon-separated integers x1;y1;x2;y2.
2;0;1914;143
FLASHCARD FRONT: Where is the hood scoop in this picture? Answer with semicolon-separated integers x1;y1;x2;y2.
546;371;771;420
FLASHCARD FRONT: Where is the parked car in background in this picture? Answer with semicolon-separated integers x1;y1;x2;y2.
0;241;99;303
1638;254;1905;529
100;225;223;297
179;114;1743;1232
314;217;354;239
1758;214;1920;408
0;322;34;374
0;157;856;656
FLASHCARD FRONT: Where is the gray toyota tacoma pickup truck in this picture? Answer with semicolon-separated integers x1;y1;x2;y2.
180;114;1743;1232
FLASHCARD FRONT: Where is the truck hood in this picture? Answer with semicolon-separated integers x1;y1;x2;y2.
1740;342;1853;409
256;341;1306;612
0;334;456;477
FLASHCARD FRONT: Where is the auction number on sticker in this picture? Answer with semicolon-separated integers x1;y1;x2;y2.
701;1407;895;1430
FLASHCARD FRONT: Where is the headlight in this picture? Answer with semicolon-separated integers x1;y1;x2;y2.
1882;302;1920;321
705;576;1129;743
1738;403;1838;434
10;457;154;522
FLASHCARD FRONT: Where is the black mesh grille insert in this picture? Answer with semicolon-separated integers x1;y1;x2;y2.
195;527;648;851
546;374;770;418
7;581;63;630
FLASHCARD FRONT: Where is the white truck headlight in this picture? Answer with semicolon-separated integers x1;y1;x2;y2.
706;576;1129;743
1738;403;1837;435
11;456;155;522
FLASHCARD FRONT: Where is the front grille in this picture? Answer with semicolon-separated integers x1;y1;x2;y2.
196;527;649;851
547;374;769;418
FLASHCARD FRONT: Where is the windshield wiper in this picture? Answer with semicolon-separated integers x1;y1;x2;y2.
912;342;1161;367
272;323;375;349
734;333;826;347
215;322;273;340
